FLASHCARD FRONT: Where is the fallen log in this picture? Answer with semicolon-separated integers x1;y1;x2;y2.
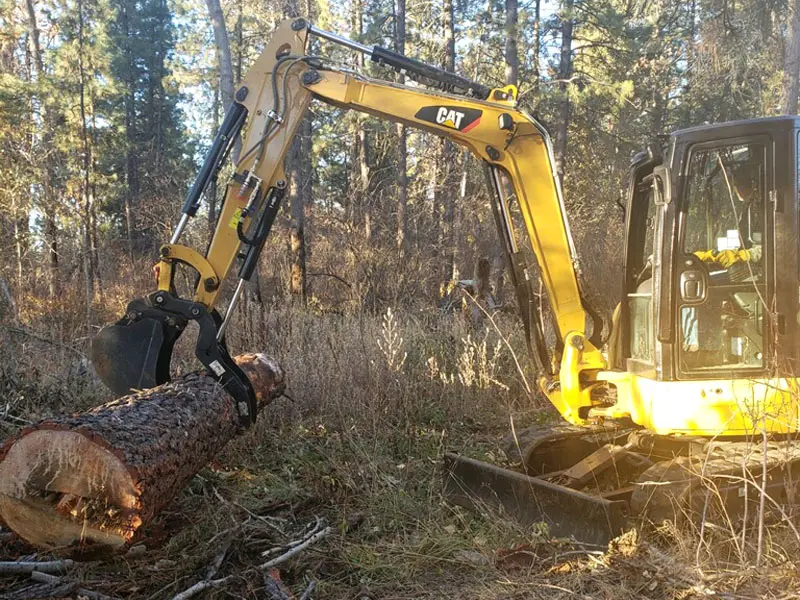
0;353;284;553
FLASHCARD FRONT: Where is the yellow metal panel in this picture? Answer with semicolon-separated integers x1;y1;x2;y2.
156;244;220;306
195;20;313;308
595;370;800;436
307;71;589;343
500;138;587;338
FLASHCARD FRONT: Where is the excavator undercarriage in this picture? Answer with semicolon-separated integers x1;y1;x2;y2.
445;425;800;544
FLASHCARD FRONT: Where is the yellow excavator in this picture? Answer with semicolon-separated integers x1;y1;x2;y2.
91;19;800;544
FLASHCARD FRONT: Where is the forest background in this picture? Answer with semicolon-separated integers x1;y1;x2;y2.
4;0;800;334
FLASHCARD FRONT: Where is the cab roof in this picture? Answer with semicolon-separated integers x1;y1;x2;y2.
672;115;800;141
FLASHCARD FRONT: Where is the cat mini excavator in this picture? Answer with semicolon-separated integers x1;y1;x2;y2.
91;19;800;544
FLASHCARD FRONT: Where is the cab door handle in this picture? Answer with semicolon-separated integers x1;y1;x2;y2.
680;269;706;304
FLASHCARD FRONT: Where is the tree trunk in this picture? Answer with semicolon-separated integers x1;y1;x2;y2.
0;353;284;554
24;0;59;298
452;152;468;282
783;0;800;113
555;0;574;182
286;0;313;301
90;107;103;302
358;126;371;240
395;0;408;253
348;0;370;240
205;0;241;162
235;0;243;81
505;0;518;86
209;81;220;236
532;0;541;97
439;0;456;280
122;0;136;262
78;0;94;333
289;116;311;301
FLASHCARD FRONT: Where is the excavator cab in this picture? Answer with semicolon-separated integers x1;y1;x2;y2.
620;117;797;385
445;118;800;545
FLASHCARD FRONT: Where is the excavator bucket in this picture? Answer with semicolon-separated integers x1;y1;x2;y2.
443;453;628;546
90;306;181;396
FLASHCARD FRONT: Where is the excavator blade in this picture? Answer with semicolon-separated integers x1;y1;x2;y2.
90;315;179;396
443;453;628;546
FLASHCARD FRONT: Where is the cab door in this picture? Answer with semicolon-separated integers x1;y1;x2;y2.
625;178;658;372
674;138;772;377
621;160;669;378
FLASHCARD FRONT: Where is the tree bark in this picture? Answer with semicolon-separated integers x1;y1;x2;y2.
440;0;457;280
122;0;136;262
0;354;284;554
504;0;518;86
532;0;541;97
555;0;574;182
395;0;408;253
24;0;59;298
348;0;371;241
205;0;234;106
289;116;311;301
287;0;313;301
205;0;242;163
783;0;800;113
78;0;95;333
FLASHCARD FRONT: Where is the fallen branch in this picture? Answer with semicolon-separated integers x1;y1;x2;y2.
0;579;77;599
204;538;232;580
258;527;333;570
170;521;332;600
29;571;120;600
299;580;316;600
0;560;74;575
261;517;322;557
170;575;234;600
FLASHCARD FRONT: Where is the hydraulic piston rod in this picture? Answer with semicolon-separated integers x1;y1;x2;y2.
306;23;491;99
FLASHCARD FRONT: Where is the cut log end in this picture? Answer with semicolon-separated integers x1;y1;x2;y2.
0;430;139;550
0;352;284;553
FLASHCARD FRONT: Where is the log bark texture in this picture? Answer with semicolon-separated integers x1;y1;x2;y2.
0;353;284;553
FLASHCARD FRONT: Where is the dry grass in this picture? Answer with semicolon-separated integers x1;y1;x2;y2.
2;303;800;598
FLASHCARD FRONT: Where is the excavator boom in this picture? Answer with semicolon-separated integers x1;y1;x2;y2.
91;18;603;427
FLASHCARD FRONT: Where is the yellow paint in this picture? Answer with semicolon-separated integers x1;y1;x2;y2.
228;207;243;229
591;370;800;436
155;244;220;306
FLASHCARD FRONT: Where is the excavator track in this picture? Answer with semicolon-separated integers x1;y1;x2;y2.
444;428;800;545
632;438;800;525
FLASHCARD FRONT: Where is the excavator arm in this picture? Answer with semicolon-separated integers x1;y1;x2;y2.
91;18;605;427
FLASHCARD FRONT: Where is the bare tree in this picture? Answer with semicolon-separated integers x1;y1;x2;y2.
783;0;800;113
395;0;408;253
555;0;574;182
24;0;59;298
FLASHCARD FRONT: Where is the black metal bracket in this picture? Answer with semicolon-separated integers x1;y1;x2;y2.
125;292;258;428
